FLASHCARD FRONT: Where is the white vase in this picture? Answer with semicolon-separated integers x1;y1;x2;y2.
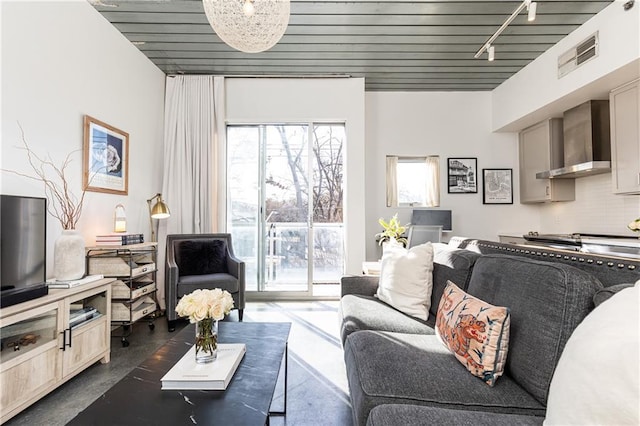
54;230;86;280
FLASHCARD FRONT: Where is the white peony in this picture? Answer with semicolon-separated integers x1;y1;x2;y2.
175;288;235;323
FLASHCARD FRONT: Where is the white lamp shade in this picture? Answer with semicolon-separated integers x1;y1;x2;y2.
202;0;290;53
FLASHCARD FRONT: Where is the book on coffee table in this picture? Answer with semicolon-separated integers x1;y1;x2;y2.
161;343;246;390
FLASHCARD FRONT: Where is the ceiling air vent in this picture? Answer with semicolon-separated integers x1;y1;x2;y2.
558;32;599;78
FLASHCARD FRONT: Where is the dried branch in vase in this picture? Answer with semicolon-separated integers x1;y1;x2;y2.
1;125;86;230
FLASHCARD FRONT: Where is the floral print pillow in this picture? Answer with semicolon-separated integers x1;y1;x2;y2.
436;280;510;386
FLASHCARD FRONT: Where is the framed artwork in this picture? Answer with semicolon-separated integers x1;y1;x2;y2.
447;157;477;193
83;115;129;195
482;168;513;204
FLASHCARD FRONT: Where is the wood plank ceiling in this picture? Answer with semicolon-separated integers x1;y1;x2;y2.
92;0;612;91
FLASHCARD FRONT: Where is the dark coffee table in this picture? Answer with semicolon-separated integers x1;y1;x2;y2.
69;321;291;425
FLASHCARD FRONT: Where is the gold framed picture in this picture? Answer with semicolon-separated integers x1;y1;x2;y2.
83;115;129;195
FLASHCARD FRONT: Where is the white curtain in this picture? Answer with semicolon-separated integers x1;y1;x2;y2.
156;75;225;310
424;156;440;207
386;156;398;207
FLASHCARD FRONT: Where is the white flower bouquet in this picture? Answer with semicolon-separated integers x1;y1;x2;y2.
628;218;640;234
175;288;234;323
176;288;235;363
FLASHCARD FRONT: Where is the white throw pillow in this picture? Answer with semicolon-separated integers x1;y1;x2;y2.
376;241;434;321
544;280;640;425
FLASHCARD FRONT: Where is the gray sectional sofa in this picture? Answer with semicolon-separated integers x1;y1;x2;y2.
340;239;639;425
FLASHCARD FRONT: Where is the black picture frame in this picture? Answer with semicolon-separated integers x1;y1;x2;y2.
447;157;477;193
482;168;513;204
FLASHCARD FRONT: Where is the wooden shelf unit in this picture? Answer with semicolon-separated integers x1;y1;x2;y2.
0;279;113;424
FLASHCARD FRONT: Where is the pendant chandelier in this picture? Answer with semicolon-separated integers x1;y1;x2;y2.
202;0;290;53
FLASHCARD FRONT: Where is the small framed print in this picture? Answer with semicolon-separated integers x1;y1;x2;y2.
447;158;477;193
83;115;129;195
482;168;513;204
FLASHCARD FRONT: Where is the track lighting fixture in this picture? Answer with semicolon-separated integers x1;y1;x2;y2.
474;0;539;61
488;45;495;62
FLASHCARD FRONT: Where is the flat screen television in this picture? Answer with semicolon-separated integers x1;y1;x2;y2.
411;209;452;232
1;194;48;308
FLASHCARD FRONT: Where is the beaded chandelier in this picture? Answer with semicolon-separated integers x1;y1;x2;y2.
202;0;290;53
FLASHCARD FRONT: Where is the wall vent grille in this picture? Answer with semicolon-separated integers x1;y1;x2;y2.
558;32;599;78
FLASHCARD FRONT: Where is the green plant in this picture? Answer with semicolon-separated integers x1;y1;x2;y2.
376;213;409;246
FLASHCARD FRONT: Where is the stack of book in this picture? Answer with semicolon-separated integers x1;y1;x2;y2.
69;306;102;328
161;343;246;390
47;274;104;289
95;233;144;246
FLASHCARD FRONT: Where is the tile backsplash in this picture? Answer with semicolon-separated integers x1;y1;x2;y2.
539;173;639;236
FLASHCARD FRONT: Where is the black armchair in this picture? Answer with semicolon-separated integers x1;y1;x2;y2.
165;233;245;331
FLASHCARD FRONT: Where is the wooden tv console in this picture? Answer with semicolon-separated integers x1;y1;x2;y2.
0;279;113;423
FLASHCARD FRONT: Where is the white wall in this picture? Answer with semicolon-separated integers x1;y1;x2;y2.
364;92;540;260
493;1;640;132
224;78;366;275
490;1;640;237
1;1;166;278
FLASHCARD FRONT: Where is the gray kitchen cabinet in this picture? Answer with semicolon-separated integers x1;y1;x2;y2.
519;118;575;203
610;79;640;194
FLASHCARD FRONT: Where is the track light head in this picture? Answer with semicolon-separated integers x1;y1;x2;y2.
527;1;537;21
488;45;495;61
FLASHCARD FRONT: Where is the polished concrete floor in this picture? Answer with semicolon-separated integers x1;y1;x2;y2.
5;301;352;426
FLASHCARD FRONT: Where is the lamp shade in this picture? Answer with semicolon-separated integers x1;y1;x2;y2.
151;200;170;219
202;0;290;53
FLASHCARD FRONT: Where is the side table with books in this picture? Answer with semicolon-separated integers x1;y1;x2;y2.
86;242;159;347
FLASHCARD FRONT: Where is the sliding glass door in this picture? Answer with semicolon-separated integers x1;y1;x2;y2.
227;124;344;297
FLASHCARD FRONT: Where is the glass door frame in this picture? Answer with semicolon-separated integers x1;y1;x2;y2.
227;123;318;300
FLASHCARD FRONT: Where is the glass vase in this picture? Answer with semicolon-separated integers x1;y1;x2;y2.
195;318;218;364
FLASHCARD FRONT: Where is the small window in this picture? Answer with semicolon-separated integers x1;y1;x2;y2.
386;156;440;207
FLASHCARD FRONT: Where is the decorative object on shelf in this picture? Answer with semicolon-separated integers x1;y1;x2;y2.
376;213;409;247
482;168;513;205
54;230;86;280
147;193;171;242
83;115;129;195
114;204;126;232
202;0;290;53
175;288;234;364
447;157;478;194
628;218;640;236
2;125;88;280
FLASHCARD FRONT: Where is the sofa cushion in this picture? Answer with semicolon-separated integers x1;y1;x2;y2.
176;240;228;276
435;281;510;386
593;282;636;306
465;255;603;405
339;294;434;345
376;242;434;320
431;243;481;318
344;330;545;426
367;404;543;426
545;281;639;425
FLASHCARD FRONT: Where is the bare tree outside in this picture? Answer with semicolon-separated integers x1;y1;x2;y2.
227;124;345;292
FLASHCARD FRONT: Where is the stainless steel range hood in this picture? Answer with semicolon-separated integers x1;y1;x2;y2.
537;100;611;179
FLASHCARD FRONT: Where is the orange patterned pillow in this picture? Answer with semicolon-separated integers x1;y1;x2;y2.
436;280;510;386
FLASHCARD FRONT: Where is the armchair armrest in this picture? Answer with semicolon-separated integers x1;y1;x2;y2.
225;251;246;311
165;246;180;319
341;275;379;298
